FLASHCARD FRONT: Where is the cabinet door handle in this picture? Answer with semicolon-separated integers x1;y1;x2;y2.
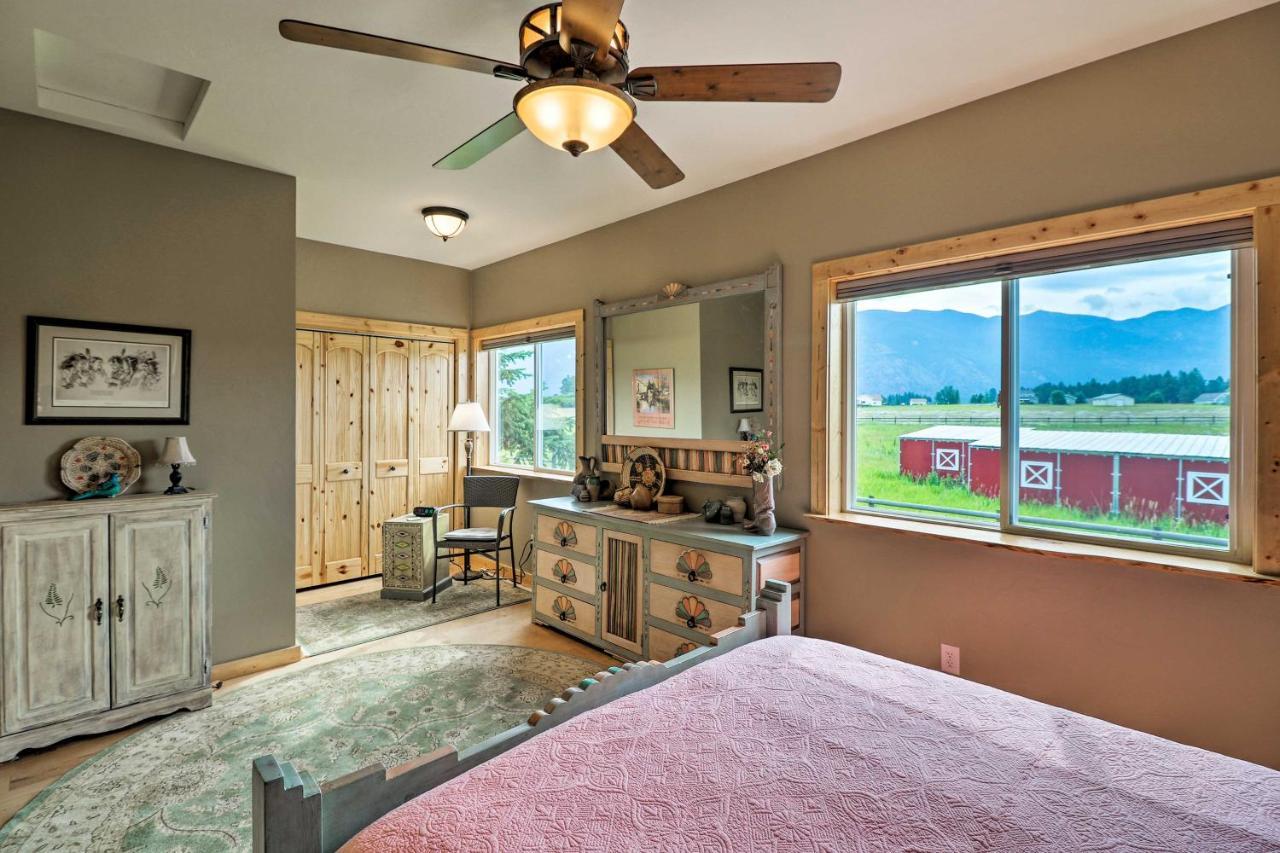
94;598;104;625
116;595;126;622
599;581;608;592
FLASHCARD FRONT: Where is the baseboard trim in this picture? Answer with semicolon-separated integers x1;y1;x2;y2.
212;644;303;682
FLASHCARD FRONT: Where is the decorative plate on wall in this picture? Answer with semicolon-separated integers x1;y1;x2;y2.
60;436;142;495
622;446;666;501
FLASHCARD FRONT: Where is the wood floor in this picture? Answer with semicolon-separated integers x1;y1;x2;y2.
0;581;612;827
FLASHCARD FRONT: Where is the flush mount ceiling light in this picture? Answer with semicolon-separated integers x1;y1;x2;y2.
514;76;635;157
279;1;842;190
421;206;469;241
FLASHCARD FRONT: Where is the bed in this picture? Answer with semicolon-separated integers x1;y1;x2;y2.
253;583;1280;852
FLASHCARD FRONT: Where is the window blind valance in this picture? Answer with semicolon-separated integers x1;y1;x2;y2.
835;217;1253;302
479;327;575;351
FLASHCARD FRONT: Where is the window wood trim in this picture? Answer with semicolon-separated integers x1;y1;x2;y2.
810;176;1280;576
470;310;586;472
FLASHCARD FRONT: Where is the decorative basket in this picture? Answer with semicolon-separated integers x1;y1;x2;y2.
656;495;684;515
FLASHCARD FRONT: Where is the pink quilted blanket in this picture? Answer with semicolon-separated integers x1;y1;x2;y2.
344;636;1280;852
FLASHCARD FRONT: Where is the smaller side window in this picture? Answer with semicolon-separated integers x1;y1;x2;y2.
934;448;960;472
1020;460;1054;490
1186;472;1228;506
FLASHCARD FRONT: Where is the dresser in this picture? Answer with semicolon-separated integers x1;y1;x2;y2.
0;492;213;761
530;496;806;662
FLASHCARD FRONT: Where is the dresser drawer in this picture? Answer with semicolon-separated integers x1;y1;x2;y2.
647;625;708;662
648;582;743;637
534;585;597;637
535;549;598;597
536;514;598;559
649;539;744;597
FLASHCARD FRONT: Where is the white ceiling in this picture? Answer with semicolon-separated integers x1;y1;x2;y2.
0;0;1269;269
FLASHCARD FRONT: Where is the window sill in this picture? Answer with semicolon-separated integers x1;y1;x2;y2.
804;511;1280;587
472;464;574;484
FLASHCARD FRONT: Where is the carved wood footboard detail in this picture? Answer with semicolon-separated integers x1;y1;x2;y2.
253;581;792;853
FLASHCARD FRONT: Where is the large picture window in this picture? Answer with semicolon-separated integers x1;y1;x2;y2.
842;221;1254;557
472;311;584;478
490;337;577;473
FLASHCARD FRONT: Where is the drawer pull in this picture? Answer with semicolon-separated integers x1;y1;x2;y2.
676;596;711;631
599;581;608;592
552;559;577;586
676;550;712;584
552;595;577;624
342;468;350;475
553;521;578;548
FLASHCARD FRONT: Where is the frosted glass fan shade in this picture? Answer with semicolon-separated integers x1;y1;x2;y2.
448;401;491;433
514;78;635;156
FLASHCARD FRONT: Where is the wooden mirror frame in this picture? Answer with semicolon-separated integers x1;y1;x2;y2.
594;264;781;486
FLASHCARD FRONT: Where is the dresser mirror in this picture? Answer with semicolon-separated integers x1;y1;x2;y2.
593;265;780;485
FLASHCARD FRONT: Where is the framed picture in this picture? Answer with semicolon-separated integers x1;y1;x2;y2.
729;367;764;413
632;368;674;429
26;316;191;425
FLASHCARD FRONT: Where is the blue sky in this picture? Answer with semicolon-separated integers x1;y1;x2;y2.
857;250;1232;320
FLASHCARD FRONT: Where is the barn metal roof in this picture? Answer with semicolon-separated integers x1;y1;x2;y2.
900;425;1228;459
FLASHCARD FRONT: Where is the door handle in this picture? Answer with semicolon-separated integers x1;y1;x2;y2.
94;598;104;625
116;595;126;622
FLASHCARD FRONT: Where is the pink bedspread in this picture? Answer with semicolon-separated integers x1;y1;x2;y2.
345;636;1280;852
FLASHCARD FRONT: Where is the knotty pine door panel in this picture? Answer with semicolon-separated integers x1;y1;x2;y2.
295;331;323;588
368;338;412;575
321;333;368;584
413;341;454;511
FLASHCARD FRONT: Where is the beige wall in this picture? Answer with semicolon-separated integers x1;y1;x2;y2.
0;108;296;664
296;238;470;328
471;5;1280;768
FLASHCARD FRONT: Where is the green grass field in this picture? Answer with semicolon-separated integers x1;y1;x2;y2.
852;409;1230;543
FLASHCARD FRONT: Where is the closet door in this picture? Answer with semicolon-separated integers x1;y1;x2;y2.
321;333;368;584
413;340;455;510
368;337;412;575
295;331;323;589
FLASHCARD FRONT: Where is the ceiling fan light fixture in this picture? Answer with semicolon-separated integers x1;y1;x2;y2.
421;206;469;241
514;77;635;157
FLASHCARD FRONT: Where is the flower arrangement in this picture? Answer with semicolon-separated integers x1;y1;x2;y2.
743;430;783;483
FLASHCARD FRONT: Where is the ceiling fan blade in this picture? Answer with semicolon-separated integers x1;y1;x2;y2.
610;123;684;189
559;0;624;61
627;63;841;102
433;112;526;170
279;20;525;80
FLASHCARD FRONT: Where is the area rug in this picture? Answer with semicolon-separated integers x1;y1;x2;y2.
296;578;531;656
0;644;597;852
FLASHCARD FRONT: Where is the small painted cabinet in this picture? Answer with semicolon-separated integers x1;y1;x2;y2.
0;494;213;762
530;497;806;663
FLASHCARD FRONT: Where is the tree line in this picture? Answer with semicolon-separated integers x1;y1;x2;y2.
873;369;1228;406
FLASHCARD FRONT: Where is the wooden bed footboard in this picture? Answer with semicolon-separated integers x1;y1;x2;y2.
252;579;792;853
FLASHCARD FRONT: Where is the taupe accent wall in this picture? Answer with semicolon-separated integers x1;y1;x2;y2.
0;108;297;664
297;238;470;328
471;5;1280;767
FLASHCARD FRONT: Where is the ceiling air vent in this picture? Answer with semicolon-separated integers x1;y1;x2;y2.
33;29;209;139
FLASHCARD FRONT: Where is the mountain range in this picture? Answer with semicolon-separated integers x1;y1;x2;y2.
853;305;1230;398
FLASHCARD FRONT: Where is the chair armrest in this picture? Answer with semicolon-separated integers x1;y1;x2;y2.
496;506;517;539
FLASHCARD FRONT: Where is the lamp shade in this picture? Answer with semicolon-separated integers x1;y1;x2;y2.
447;401;491;433
160;436;196;465
737;418;753;435
514;78;635;157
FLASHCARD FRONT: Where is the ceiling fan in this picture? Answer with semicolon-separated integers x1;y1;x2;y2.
279;1;841;189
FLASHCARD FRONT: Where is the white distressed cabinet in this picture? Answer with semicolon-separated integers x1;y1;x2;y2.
0;493;213;762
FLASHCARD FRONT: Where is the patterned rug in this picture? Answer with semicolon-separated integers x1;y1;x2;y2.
296;578;531;656
0;644;597;852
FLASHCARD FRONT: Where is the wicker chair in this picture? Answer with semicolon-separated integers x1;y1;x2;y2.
431;476;521;606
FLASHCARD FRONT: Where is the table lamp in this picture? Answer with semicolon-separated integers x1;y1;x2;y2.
737;418;754;441
160;437;196;495
448;402;491;477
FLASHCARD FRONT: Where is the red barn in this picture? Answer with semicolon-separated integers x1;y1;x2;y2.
898;426;1229;524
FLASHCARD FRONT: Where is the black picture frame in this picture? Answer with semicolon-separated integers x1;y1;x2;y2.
25;316;192;425
729;366;764;414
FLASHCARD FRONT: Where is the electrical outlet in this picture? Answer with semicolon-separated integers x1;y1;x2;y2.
940;643;960;675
